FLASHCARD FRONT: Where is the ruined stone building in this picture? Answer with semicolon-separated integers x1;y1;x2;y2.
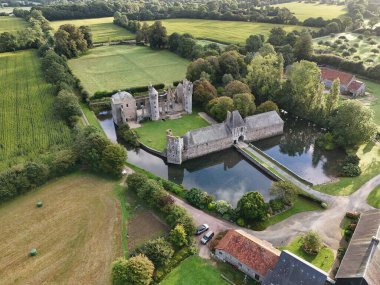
166;110;284;164
111;79;193;126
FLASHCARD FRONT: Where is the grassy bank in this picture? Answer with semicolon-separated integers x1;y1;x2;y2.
367;185;380;208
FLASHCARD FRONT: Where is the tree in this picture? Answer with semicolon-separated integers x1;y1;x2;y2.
330;100;377;148
301;231;323;255
100;143;127;177
148;21;167;49
215;200;233;216
245;34;264;53
326;79;340;115
224;80;250;97
268;27;287;46
168;32;181;52
112;255;154;285
137;22;149;43
258;43;276;57
79;25;93;48
186;58;214;82
270;181;298;206
54;89;82;125
127;173;148;194
24;162;49;187
0;32;18;52
219;50;246;79
237;192;268;222
170;224;188;248
193;79;217;107
294;30;313;60
138;238;174;267
54;24;88;58
233;93;256;117
207;96;234;122
255;101;279;114
185;187;213;209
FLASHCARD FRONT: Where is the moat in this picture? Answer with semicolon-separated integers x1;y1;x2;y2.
97;111;344;206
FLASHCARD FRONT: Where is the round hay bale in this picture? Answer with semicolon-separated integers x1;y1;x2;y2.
36;201;43;208
30;248;37;256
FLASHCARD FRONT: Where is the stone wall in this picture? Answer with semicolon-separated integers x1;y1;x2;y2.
183;137;234;160
245;123;284;142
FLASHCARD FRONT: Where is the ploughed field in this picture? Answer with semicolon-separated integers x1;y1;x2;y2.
145;18;314;44
68;45;189;95
50;17;135;43
0;16;27;34
0;174;122;285
271;2;347;21
0;50;71;170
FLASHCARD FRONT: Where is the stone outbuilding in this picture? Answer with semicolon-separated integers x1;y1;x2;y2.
110;91;137;125
215;229;281;282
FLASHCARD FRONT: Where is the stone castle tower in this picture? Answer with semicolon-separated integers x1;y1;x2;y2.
166;129;183;164
148;85;160;121
182;78;193;114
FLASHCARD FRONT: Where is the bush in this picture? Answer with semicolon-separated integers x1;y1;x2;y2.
236;218;245;226
214;200;233;216
301;231;323;255
137;238;174;268
340;163;361;177
255;100;279;114
344;154;360;165
185;188;213;209
117;124;140;147
346;211;360;219
269;198;286;213
170;224;188;248
270;181;299;206
321;202;328;209
337;247;346;261
112;255;154;285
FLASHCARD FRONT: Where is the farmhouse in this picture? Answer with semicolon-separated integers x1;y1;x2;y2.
166;110;284;164
320;67;365;97
214;229;280;282
263;250;334;285
111;79;192;126
335;209;380;285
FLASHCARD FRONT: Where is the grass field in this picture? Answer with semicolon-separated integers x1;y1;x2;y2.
0;6;31;13
281;236;334;272
0;16;27;34
367;185;380;208
134;111;209;151
315;143;380;195
0;173;122;285
145;19;314;44
358;77;380;126
314;33;380;67
0;50;72;170
69;45;189;95
50;17;135;43
272;2;346;21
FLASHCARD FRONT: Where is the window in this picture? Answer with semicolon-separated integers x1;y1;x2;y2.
126;104;129;107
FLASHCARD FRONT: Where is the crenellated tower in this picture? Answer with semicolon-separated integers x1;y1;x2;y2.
166;129;183;164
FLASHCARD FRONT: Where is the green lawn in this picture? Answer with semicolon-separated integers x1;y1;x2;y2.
68;45;189;95
367;185;380;208
160;256;229;285
359;77;380;127
50;17;135;43
0;6;31;13
134;111;209;151
313;33;380;67
314;143;380;195
272;2;346;21
0;50;72;170
146;19;314;44
0;16;27;34
281;236;334;272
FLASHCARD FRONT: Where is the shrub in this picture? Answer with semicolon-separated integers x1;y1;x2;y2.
269;198;286;213
321;202;328;209
371;48;379;53
344;154;360;165
335;39;342;45
237;191;268;222
117;124;140;147
301;231;323;255
369;40;377;45
353;43;359;48
340;163;361;177
185;188;213;209
346;211;360;219
270;181;299;206
137;238;174;267
337;247;346;260
236;218;245;226
169;224;188;249
255;100;279;114
112;255;154;285
214;200;233;216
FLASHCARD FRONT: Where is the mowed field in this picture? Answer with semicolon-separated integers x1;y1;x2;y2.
272;2;347;21
0;174;122;285
145;19;314;44
0;16;27;33
50;17;135;43
69;45;189;94
0;50;72;169
0;6;31;13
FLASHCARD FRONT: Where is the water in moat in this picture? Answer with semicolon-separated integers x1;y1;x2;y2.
253;114;346;185
97;112;274;206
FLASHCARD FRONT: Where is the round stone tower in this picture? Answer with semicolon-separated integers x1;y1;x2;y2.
148;84;160;121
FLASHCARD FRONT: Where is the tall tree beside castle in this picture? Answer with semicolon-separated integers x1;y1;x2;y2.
54;24;92;58
148;21;168;49
294;30;313;60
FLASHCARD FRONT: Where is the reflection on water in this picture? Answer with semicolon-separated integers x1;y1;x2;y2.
97;112;274;206
253;115;346;185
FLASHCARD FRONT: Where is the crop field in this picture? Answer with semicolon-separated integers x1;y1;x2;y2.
314;33;380;67
272;2;346;21
68;45;189;94
0;16;27;34
0;50;72;169
0;174;122;285
145;19;314;44
50;17;135;43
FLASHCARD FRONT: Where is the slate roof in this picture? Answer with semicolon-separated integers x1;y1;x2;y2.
183;123;229;146
348;80;365;92
335;209;380;284
321;67;354;86
227;110;245;129
262;250;330;285
245;111;283;131
111;91;134;104
215;229;280;277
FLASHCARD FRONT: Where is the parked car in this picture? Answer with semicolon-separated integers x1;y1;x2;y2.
195;224;209;235
201;231;214;244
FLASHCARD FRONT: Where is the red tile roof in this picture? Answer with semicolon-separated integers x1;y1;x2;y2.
321;67;354;86
215;230;280;276
348;80;364;92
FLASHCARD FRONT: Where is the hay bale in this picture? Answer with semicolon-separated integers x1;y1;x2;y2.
30;248;37;256
36;201;43;208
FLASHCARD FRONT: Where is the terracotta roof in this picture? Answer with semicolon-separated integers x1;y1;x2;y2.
348;80;364;92
215;229;280;276
321;67;354;86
